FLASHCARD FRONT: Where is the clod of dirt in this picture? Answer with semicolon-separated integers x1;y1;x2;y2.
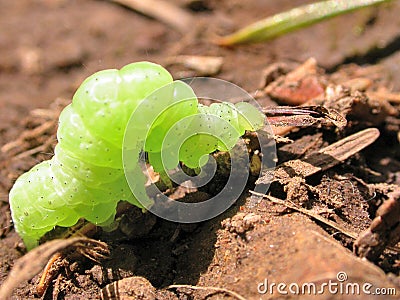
221;212;261;234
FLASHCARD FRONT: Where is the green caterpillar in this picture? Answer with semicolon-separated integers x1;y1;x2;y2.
9;62;265;249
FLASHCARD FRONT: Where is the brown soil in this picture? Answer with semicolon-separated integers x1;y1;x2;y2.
0;1;399;299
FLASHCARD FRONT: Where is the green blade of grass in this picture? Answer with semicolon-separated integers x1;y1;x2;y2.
217;0;394;46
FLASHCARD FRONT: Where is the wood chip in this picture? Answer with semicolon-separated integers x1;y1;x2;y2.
256;128;380;186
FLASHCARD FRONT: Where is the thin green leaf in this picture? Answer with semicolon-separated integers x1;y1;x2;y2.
217;0;394;46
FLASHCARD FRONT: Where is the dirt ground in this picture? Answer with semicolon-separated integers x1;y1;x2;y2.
0;0;399;299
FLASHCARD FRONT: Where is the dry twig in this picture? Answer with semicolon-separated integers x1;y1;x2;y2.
36;252;64;296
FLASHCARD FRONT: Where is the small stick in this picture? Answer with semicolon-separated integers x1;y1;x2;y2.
249;191;358;239
36;252;63;297
12;138;54;161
